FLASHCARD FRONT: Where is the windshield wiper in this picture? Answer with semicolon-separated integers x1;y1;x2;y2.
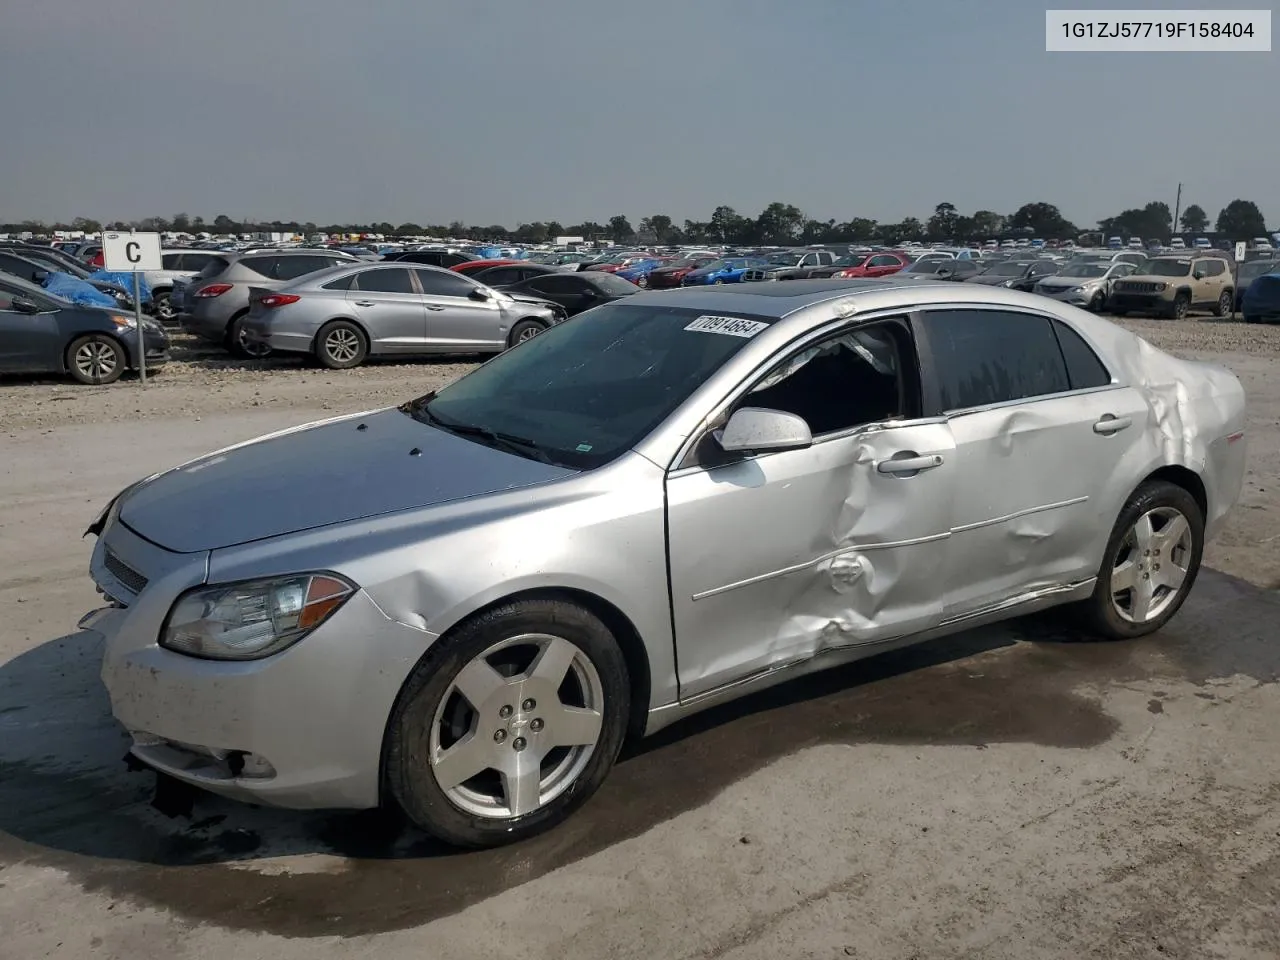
408;400;556;465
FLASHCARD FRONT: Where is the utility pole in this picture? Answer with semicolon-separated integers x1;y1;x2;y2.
1171;183;1182;242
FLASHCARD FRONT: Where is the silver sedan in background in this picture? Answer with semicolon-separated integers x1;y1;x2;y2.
240;262;566;367
81;281;1245;848
1035;260;1138;311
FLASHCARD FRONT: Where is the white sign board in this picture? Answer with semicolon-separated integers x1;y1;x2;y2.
1234;241;1247;262
102;231;162;272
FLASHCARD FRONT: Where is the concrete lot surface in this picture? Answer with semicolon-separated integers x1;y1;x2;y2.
1;318;1277;959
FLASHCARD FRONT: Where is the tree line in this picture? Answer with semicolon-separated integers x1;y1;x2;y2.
2;198;1269;246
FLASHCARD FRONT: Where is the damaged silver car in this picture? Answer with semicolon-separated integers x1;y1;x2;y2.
81;280;1247;848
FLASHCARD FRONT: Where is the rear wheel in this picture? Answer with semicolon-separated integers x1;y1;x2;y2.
385;598;630;848
713;278;724;285
66;334;125;385
507;319;547;348
152;290;176;324
315;319;368;369
1074;480;1203;640
227;313;272;359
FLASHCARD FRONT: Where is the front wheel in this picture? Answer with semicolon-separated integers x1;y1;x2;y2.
315;319;368;369
1088;290;1106;312
1074;480;1204;640
386;598;630;848
713;278;725;285
1170;294;1190;320
507;319;547;348
66;334;125;385
1213;290;1232;317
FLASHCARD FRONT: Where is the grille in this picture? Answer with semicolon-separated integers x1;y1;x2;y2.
104;549;148;595
1119;281;1159;293
742;270;767;281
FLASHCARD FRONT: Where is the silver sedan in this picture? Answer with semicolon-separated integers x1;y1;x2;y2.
239;262;566;367
1035;261;1138;311
81;280;1246;848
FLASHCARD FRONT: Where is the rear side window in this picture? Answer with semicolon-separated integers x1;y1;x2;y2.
193;255;230;278
475;266;521;285
528;275;579;295
921;309;1070;411
353;268;415;294
238;256;275;279
1050;320;1112;389
275;255;336;280
321;273;356;291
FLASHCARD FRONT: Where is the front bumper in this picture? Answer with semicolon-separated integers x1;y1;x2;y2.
85;519;434;811
1109;293;1168;313
1037;287;1095;308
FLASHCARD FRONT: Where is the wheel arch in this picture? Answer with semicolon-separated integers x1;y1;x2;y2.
377;585;653;804
1139;464;1208;522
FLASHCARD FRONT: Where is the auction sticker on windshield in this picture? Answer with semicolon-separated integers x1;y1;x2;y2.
685;315;769;337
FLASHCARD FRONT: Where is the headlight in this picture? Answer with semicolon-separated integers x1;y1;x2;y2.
1067;286;1084;294
160;573;355;661
1155;282;1167;291
110;314;137;329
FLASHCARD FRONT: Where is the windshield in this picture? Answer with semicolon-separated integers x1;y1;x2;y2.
590;272;643;295
982;261;1029;276
765;252;803;265
833;254;870;267
1057;263;1108;278
412;303;772;469
699;259;730;271
1145;260;1192;277
902;260;942;273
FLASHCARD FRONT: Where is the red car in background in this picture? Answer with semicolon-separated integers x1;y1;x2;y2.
645;255;720;288
830;252;910;278
451;258;525;275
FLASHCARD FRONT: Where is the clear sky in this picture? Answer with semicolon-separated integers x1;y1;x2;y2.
1;0;1274;229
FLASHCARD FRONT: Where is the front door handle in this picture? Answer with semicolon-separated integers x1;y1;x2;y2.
425;305;446;311
877;453;944;475
354;300;375;307
1093;415;1132;435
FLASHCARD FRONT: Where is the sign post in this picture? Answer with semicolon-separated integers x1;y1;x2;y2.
1233;241;1248;320
102;230;162;386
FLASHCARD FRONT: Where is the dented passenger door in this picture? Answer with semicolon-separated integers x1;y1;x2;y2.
665;320;958;701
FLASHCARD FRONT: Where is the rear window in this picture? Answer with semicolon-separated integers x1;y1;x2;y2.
276;255;339;280
591;272;643;295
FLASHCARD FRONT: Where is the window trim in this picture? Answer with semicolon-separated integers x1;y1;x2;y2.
671;312;930;474
911;305;1121;420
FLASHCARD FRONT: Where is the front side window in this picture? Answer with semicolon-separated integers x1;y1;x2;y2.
921;309;1071;411
414;303;775;469
742;321;912;436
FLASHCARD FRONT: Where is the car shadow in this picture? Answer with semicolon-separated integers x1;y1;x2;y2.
0;569;1275;937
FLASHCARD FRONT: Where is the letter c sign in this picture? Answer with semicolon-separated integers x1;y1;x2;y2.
125;241;141;264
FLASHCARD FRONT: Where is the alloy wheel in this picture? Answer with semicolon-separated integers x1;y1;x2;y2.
74;340;118;380
1109;506;1193;624
324;328;361;364
236;325;272;358
429;633;605;819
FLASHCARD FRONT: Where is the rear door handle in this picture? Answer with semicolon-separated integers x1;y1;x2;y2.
877;453;944;475
1093;415;1132;435
354;300;376;307
425;305;446;311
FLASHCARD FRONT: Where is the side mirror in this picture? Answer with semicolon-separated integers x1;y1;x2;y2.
32;269;49;284
716;407;813;454
11;296;40;314
468;288;490;301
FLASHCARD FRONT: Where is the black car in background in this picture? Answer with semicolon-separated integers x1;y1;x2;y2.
382;250;479;268
965;258;1062;291
897;258;983;281
470;262;559;286
0;276;169;385
493;270;639;316
1236;257;1280;310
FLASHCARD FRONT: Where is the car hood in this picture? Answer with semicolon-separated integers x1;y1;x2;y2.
503;293;556;309
117;408;575;553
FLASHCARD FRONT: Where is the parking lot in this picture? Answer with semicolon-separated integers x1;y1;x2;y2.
2;315;1279;959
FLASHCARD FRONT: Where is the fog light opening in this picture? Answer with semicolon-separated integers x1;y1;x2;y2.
226;750;276;779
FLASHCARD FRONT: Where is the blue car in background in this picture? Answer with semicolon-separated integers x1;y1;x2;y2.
1241;266;1280;324
614;258;667;287
681;257;769;286
1235;257;1280;311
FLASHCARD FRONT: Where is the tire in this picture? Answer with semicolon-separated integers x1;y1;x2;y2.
635;275;648;289
227;313;273;359
66;334;126;386
152;290;175;324
507;319;547;348
1074;480;1204;640
1170;293;1190;320
713;278;724;285
385;598;630;848
1213;290;1231;317
1088;290;1106;312
315;319;368;369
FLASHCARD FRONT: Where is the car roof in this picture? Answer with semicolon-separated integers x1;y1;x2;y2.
633;277;978;317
